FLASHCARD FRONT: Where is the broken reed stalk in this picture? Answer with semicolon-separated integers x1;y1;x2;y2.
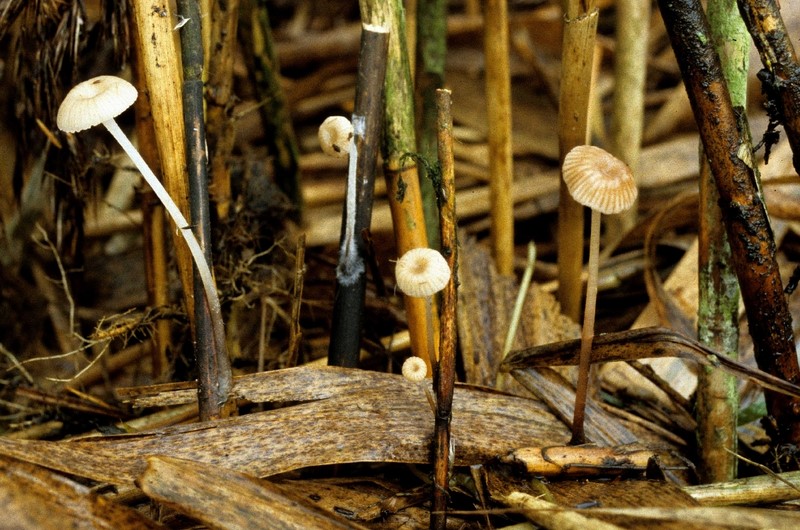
432;88;457;530
179;0;232;420
327;25;389;368
556;0;599;321
129;1;196;354
414;0;447;247
359;0;438;371
696;0;748;483
248;0;302;214
204;0;239;219
131;28;169;378
608;0;649;234
657;0;800;443
484;0;514;276
736;0;800;174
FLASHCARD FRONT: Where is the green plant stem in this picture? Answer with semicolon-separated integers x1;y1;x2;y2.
696;0;747;482
414;0;446;248
359;0;437;372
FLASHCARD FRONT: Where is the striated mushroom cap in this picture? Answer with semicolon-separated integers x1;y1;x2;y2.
395;247;451;298
562;145;638;215
57;76;138;133
402;356;428;381
318;116;354;158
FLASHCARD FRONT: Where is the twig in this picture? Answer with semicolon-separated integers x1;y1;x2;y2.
431;88;457;530
287;234;306;368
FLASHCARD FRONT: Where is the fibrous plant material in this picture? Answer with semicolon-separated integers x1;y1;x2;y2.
326;24;389;368
484;0;514;276
557;0;600;321
431;88;457;530
359;0;438;371
696;0;748;482
658;0;800;444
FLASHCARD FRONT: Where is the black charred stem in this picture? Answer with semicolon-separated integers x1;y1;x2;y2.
327;25;389;368
658;0;800;444
736;0;800;174
179;0;232;420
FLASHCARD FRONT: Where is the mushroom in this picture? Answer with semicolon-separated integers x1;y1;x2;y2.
318;116;354;158
57;75;225;350
395;247;451;377
562;145;638;444
402;356;428;382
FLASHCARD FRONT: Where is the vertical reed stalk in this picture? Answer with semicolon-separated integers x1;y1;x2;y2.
359;0;438;371
556;0;599;321
484;0;514;276
696;0;748;481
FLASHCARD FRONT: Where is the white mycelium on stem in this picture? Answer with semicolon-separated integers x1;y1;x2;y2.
337;115;365;285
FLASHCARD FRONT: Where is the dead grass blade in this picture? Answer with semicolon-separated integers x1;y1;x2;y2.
503;327;800;398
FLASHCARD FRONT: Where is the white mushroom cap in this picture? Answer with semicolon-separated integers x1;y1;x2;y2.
402;356;428;381
318;116;353;158
562;145;638;215
395;247;451;298
57;76;138;133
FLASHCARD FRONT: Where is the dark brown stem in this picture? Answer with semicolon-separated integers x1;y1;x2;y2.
179;0;232;420
737;0;800;174
431;88;457;530
327;25;389;367
658;0;800;444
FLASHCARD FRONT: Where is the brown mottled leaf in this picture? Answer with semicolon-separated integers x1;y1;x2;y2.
0;455;161;529
0;366;567;486
140;456;365;530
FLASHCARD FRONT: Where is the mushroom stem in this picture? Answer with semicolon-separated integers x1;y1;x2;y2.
101;118;227;358
424;297;436;375
570;207;601;445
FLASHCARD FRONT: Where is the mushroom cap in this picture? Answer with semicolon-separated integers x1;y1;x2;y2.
57;76;138;133
318;116;353;158
395;247;451;298
402;356;428;381
562;145;638;215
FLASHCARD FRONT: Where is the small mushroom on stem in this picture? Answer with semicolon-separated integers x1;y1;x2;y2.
57;76;228;377
395;247;451;376
562;145;638;445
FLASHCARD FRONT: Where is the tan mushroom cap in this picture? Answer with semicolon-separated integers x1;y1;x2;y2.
562;145;638;215
395;247;451;298
57;76;138;133
318;116;353;158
